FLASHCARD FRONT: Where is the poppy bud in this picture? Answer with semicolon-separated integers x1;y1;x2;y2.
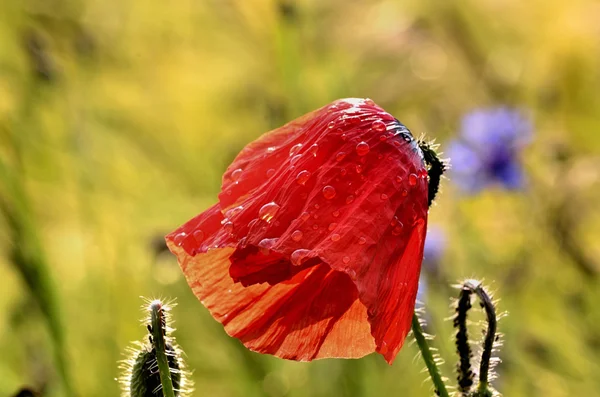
120;299;192;397
167;98;445;364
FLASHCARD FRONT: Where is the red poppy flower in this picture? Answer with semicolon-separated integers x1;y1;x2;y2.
166;98;440;364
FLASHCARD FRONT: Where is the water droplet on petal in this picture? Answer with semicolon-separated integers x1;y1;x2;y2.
346;195;355;204
356;141;370;156
342;256;351;264
402;189;408;197
267;147;276;153
379;135;387;142
358;236;367;245
335;152;347;162
259;202;280;223
308;144;318;156
340;168;348;176
332;210;340;218
296;170;311;185
322;185;336;199
192;230;204;242
258;238;278;254
380;193;388;200
225;205;244;218
290;154;302;165
312;224;319;230
291;230;303;241
173;232;186;247
300;212;310;221
392;222;404;236
314;203;320;209
291;249;311;266
231;168;243;181
371;120;386;132
341;133;347;141
223;221;234;234
289;143;303;156
355;164;363;174
396;175;403;183
409;173;418;186
266;168;276;177
364;98;375;106
330;233;341;242
328;121;336;129
328;223;338;231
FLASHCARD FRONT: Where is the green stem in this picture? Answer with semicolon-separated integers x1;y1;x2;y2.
411;313;450;397
150;301;176;397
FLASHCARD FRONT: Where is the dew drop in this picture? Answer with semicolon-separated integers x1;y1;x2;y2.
296;170;311;185
173;232;186;247
290;154;302;165
266;168;276;178
291;249;311;266
336;152;347;162
267;146;276;153
340;168;348;176
225;205;244;218
259;202;280;223
231;168;243;181
308;144;319;156
258;238;278;254
364;98;375;106
328;121;336;129
341;133;348;141
330;233;341;242
328;223;338;231
247;218;259;229
312;224;319;230
408;173;418;186
192;230;205;242
392;222;404;236
313;214;319;220
346;195;355;204
371;120;386;132
356;141;370;156
223;221;234;234
402;189;408;197
380;193;389;200
238;236;248;248
300;212;310;222
342;256;351;264
358;236;367;245
390;216;400;227
332;210;340;218
379;135;387;142
291;230;303;242
396;175;403;183
314;203;320;209
322;185;336;199
355;164;363;174
289;143;303;156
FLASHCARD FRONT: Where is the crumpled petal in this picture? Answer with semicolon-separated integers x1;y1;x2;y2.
167;98;428;364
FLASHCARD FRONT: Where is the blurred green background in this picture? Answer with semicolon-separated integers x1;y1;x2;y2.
1;0;600;396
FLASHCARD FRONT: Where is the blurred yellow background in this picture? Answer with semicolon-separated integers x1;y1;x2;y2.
1;0;600;396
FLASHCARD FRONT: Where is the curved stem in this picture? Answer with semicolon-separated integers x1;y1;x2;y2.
150;301;176;397
411;313;450;397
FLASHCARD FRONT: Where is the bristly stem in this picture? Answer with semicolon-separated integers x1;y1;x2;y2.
411;313;450;397
455;287;474;394
150;301;177;397
460;280;497;396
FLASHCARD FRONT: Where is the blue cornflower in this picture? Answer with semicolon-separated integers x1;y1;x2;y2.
447;108;532;193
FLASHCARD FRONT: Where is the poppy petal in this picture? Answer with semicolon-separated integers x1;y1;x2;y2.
168;98;429;364
166;241;375;360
